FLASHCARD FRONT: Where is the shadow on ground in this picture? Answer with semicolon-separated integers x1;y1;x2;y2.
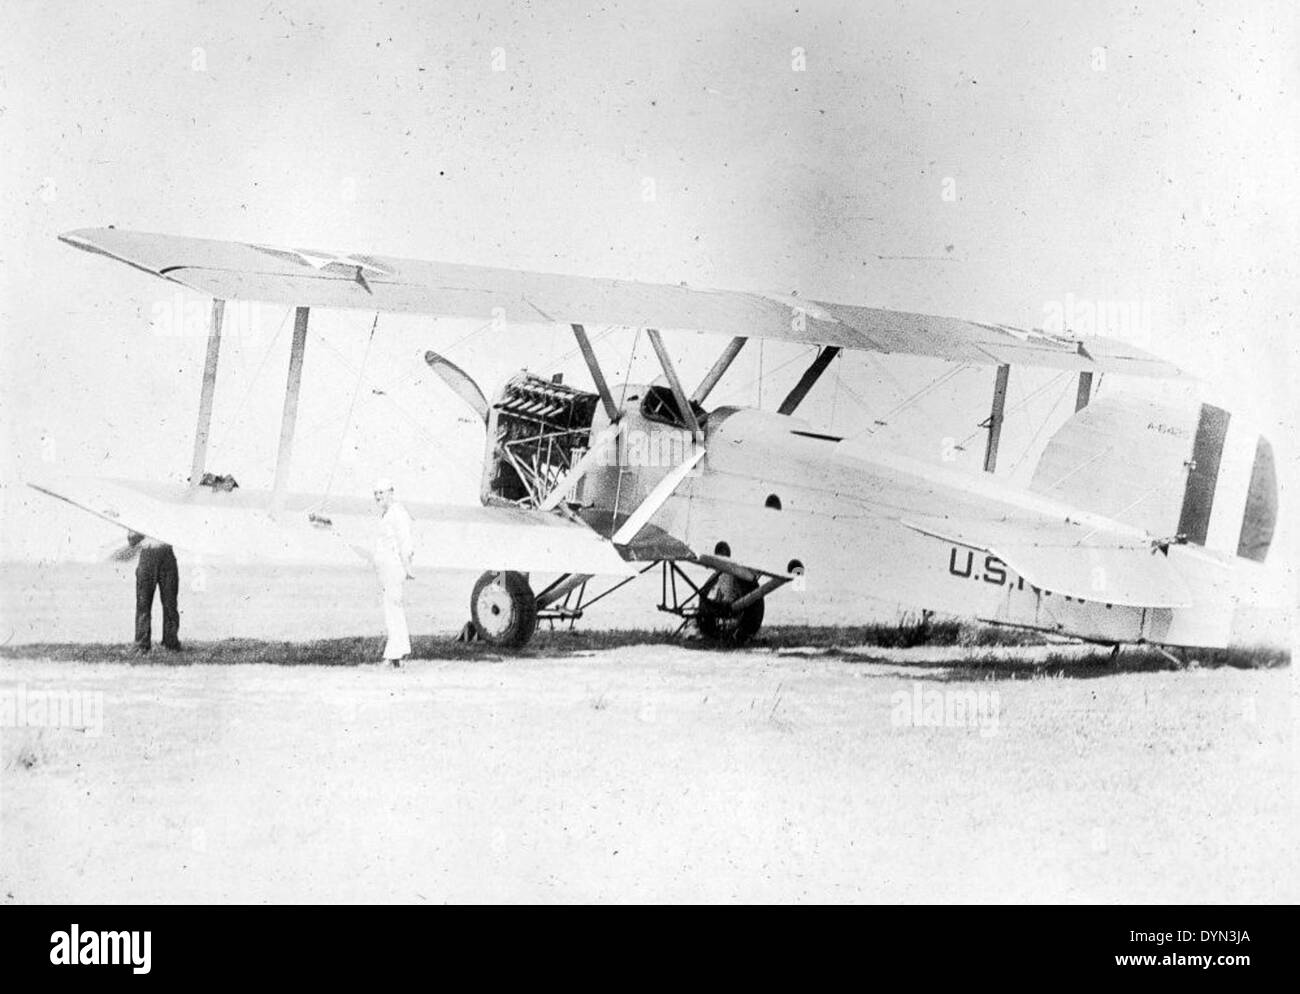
799;645;1291;681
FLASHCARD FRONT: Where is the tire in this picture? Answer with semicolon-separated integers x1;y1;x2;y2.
698;578;765;644
470;571;538;648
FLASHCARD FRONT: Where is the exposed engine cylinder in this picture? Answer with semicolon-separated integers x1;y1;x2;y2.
481;372;599;506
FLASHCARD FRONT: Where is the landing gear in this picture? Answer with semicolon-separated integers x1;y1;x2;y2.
466;560;781;649
470;571;538;647
652;559;778;645
697;575;765;644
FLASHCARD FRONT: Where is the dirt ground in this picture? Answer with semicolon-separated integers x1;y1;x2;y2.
2;643;1295;904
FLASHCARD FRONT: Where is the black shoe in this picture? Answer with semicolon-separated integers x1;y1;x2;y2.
162;641;183;652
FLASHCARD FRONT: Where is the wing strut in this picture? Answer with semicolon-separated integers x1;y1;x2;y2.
570;323;620;423
777;346;840;415
982;363;1010;473
646;328;702;441
189;298;225;485
691;336;747;404
611;445;706;545
534;572;593;609
1074;370;1093;411
273;306;310;506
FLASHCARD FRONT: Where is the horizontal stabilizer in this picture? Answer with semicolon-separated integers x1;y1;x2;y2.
902;515;1195;608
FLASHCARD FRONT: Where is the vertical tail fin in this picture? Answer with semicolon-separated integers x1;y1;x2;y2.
1031;394;1276;563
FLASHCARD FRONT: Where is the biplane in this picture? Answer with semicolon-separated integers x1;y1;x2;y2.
30;227;1277;649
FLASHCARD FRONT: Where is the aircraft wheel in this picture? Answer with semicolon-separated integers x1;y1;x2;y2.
698;579;765;644
471;571;538;648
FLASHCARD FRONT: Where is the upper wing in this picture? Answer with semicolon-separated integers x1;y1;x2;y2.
60;227;1181;377
30;476;636;575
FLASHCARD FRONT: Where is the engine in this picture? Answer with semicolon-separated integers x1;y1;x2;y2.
480;371;600;507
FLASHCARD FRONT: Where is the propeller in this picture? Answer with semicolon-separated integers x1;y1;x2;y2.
424;350;489;423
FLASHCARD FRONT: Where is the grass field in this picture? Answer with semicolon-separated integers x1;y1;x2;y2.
2;647;1294;903
1;625;1289;678
1;562;1294;903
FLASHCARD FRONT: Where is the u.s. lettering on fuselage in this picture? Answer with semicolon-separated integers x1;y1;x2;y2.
945;546;1087;603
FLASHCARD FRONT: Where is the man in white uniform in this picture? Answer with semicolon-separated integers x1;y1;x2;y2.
372;477;415;665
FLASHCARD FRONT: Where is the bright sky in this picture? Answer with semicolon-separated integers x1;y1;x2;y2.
1;0;1295;590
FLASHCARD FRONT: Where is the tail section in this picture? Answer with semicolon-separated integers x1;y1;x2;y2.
1031;393;1277;564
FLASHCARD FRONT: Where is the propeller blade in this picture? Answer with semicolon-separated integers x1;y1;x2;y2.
424;350;489;423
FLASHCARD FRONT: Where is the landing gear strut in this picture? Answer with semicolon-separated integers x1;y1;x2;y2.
470;571;538;647
655;561;773;645
466;559;785;649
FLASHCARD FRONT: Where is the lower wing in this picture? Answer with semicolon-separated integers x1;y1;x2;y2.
29;476;636;576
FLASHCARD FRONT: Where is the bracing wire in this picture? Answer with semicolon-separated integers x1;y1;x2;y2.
840;363;972;442
950;370;1069;453
303;329;474;481
315;312;381;507
209;306;291;457
724;345;817;401
1009;375;1073;476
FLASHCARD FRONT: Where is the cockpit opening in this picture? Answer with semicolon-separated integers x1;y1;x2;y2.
640;384;707;430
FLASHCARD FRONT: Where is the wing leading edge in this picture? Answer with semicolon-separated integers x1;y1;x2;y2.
59;227;1181;377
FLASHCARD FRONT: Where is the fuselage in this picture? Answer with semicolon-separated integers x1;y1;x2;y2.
482;375;1263;647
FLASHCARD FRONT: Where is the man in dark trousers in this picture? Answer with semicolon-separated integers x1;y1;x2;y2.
127;532;182;652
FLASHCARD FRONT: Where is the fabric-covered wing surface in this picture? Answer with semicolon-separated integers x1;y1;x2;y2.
59;227;1182;377
29;477;636;575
